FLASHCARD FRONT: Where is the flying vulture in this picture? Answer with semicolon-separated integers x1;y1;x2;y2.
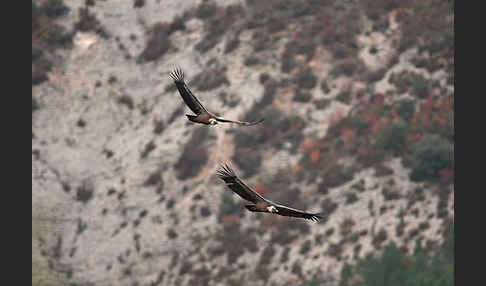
169;68;264;126
216;164;323;222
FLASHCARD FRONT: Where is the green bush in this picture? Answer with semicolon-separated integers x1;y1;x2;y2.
411;73;429;98
42;0;69;19
395;99;416;121
377;119;408;155
322;164;355;188
299;240;312;255
330;59;360;77
341;223;454;286
32;98;39;113
194;4;244;53
232;148;262;178
336;91;352;104
75;7;109;38
305;277;322;286
133;0;145;8
190;67;229;91
345;192;358;205
293;90;312;103
175;128;210;180
295;68;317;89
443;28;454;51
410;134;451;181
261;106;282;129
137;23;170;63
219;192;239;215
281;41;297;73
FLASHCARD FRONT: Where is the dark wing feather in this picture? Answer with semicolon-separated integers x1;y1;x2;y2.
216;163;268;204
274;204;323;222
169;68;208;115
215;117;264;126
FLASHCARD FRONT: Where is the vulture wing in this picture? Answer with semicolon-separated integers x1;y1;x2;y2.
214;117;264;126
170;68;208;115
273;204;323;222
216;163;268;204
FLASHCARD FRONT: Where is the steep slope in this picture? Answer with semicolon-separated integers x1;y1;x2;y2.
32;1;454;285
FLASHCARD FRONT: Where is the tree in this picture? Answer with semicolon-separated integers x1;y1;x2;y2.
410;134;451;181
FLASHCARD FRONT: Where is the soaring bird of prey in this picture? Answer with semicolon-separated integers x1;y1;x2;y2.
216;164;323;222
169;68;264;126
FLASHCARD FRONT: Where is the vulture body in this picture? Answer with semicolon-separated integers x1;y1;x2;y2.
169;68;264;126
216;164;323;222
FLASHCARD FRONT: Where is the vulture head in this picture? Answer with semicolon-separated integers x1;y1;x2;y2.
208;118;218;126
267;206;278;213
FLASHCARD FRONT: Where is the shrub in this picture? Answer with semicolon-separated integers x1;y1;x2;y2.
281;42;297;73
75;7;109;38
232;149;262;178
244;57;259;66
376;119;408;155
237;105;304;153
395;99;416;121
169;15;186;34
40;23;72;49
133;0;145;8
320;198;338;220
174;128;210;180
200;206;211;217
411;73;429;98
295;68;317;89
143;170;162;187
321;80;331;94
243;78;276;121
328;243;343;259
190;67;229;91
410;134;451;181
382;187;400;201
153;120;165;134
224;36;240;54
195;4;244;53
372;228;388;248
332;43;355;59
32;98;40;113
194;2;217;19
345;192;358;205
32;50;53;85
330;59;360;77
322;164;355;188
389;71;430;97
117;95;134;110
138;23;170;63
336;91;352;104
363;68;387;83
374;164;394;177
293;90;312;103
260;106;282;129
300;240;312;255
342;223;454;286
76;184;94;203
315;99;331;110
219;191;239;215
42;0;69;19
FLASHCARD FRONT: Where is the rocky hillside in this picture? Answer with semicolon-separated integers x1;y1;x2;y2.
32;0;454;285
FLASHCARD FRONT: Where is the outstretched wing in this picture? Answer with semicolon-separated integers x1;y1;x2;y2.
215;117;264;126
274;204;323;222
169;68;208;115
216;163;268;204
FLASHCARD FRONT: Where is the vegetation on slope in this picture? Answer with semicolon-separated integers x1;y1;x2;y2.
340;223;454;286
